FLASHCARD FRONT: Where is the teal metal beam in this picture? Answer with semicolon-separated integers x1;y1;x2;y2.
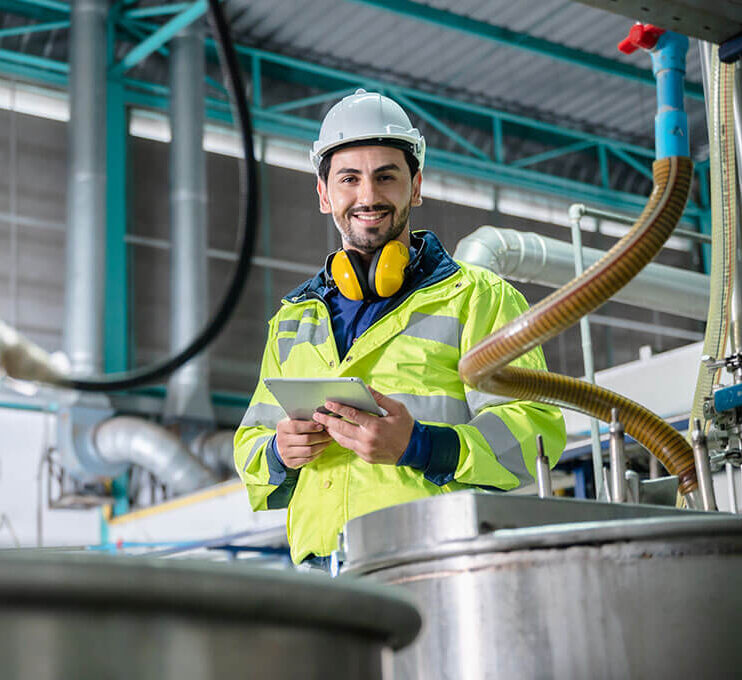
607;145;653;181
396;92;490;161
348;0;704;101
0;19;68;38
11;0;69;13
0;0;67;21
597;144;610;188
0;47;68;72
118;18;170;59
105;8;128;374
110;0;206;77
251;55;261;107
266;86;356;113
0;57;67;85
492;117;504;163
511;139;594;169
124;3;193;19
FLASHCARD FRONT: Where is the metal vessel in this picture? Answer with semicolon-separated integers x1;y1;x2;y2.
0;552;420;680
342;491;742;680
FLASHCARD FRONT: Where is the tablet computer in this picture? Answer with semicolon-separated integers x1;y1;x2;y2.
263;377;384;421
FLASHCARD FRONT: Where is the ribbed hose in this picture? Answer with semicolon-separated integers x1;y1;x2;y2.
460;156;698;495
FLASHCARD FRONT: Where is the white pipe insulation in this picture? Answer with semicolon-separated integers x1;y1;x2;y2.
93;417;218;494
454;226;709;321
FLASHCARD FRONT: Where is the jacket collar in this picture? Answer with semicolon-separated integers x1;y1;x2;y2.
283;230;459;304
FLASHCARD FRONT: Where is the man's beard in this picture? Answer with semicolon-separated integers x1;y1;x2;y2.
337;202;411;253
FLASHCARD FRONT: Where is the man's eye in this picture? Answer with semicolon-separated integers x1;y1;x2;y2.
340;176;356;184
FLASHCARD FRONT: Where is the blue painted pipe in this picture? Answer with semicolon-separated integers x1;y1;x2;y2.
650;32;690;159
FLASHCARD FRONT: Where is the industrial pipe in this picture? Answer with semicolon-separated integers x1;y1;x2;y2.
92;417;218;494
191;429;235;475
164;20;214;423
62;0;107;376
454;226;710;320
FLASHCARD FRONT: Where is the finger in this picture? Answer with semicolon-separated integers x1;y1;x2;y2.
282;419;326;434
316;411;361;438
283;432;333;447
368;388;402;413
324;401;377;427
283;442;330;466
323;427;361;453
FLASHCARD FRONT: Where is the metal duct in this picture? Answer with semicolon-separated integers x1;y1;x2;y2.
164;21;214;422
63;0;107;375
192;429;235;476
93;417;218;494
454;226;709;321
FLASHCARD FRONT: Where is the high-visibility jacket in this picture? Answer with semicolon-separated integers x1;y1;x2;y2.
234;231;566;564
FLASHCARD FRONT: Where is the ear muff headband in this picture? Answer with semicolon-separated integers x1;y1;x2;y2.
330;241;410;301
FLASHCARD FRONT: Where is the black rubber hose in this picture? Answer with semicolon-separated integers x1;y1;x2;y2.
63;0;258;391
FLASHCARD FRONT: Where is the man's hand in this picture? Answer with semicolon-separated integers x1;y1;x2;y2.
275;419;333;469
312;388;414;465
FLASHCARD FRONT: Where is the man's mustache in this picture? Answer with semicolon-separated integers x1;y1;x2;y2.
348;204;394;216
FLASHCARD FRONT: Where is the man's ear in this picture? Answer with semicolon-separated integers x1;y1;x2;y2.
317;177;332;214
411;170;423;207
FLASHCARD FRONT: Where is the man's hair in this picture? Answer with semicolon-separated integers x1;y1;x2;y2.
318;140;420;184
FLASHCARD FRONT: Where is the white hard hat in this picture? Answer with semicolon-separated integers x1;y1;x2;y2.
310;89;426;172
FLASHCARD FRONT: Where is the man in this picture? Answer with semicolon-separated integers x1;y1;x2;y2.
234;89;566;566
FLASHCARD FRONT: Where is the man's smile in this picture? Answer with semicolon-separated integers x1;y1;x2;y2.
350;209;391;226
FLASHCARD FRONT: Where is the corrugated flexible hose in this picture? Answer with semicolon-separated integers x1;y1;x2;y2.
459;156;698;496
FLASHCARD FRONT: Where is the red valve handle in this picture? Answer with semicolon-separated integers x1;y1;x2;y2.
618;23;665;54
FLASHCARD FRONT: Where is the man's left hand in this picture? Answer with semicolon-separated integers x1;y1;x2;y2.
312;388;414;465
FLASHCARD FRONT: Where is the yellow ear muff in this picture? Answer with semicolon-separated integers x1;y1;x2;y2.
371;240;410;298
330;250;366;301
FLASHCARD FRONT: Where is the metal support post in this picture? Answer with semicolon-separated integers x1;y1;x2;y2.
63;0;108;376
568;203;604;500
164;18;214;423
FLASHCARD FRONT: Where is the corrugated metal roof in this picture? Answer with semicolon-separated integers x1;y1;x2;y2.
224;0;706;150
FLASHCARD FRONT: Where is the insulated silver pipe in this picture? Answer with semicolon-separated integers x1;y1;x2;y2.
191;429;235;473
609;408;627;504
535;434;552;498
691;418;717;511
164;21;214;422
93;417;218;494
454;226;710;320
63;0;107;375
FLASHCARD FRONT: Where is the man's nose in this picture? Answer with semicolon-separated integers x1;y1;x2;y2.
357;177;379;206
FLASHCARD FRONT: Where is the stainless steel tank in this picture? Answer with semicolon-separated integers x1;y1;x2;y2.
0;552;420;680
342;491;742;680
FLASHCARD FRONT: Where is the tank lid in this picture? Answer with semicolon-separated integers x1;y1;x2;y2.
342;490;741;573
0;552;421;650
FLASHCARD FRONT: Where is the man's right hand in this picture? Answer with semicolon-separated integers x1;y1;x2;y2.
275;418;333;469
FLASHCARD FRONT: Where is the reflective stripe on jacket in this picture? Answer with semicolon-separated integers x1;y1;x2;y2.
234;233;566;563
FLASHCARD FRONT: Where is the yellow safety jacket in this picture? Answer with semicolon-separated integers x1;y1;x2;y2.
234;231;566;563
